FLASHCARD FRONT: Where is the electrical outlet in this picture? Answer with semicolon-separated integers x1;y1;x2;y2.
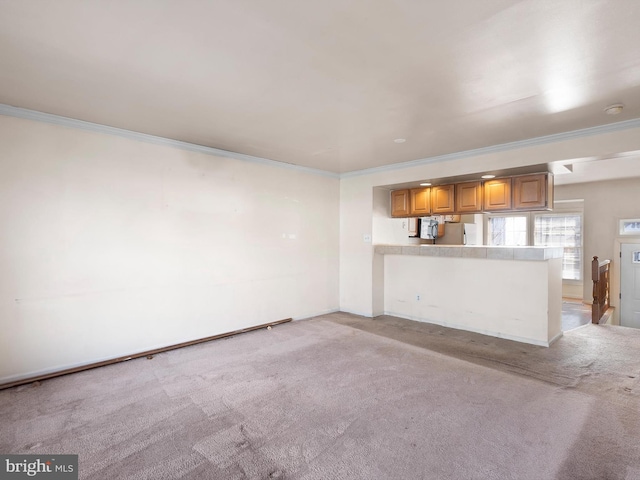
416;295;420;301
363;234;372;243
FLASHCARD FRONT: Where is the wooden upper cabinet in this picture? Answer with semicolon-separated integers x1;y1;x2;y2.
431;184;455;214
455;181;483;213
391;189;410;217
391;172;553;218
483;177;512;211
409;187;431;216
513;173;552;210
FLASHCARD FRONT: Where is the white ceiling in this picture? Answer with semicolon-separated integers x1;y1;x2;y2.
1;0;640;176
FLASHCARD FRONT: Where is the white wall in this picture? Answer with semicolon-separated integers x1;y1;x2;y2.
555;177;640;310
4;110;640;382
340;125;640;317
339;175;375;315
0;115;340;383
547;257;563;341
383;255;562;346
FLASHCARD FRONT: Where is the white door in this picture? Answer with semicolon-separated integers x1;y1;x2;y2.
620;243;640;328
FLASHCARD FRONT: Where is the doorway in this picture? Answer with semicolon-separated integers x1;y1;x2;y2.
620;243;640;328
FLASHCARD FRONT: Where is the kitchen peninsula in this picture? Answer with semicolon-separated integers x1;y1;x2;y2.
374;244;564;346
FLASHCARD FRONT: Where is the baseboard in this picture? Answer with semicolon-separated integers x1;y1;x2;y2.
548;331;563;346
599;307;615;325
562;296;587;303
383;311;554;347
0;318;291;391
292;308;340;320
336;308;374;318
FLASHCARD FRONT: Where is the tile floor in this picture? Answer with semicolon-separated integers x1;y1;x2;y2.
562;299;592;331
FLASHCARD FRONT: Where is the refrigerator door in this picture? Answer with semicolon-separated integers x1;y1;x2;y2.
463;223;479;245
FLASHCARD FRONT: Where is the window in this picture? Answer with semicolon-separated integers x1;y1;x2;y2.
619;218;640;236
534;214;582;280
487;215;528;246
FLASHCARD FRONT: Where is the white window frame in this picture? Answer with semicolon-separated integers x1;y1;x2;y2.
533;212;583;282
619;218;640;236
484;213;531;246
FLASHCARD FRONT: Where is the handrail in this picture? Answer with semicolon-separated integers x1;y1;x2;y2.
592;256;611;324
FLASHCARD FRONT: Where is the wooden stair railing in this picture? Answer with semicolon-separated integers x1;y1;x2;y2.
592;256;611;324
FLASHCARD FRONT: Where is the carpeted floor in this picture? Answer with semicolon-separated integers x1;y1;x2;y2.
1;312;639;479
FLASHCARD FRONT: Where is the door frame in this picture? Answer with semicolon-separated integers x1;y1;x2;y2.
612;238;640;325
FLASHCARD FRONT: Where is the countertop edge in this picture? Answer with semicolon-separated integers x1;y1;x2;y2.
374;244;564;260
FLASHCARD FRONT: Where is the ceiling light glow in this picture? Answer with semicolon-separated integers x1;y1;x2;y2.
394;138;406;143
481;174;496;179
419;182;431;186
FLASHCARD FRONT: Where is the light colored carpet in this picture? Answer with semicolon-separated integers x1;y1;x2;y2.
1;313;639;479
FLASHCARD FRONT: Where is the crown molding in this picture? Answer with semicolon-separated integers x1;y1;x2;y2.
341;117;640;178
3;103;640;181
0;104;340;179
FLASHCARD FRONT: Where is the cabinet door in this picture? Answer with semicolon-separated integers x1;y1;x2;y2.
483;178;512;211
456;181;482;213
410;188;431;216
431;185;455;214
391;189;410;217
513;174;548;210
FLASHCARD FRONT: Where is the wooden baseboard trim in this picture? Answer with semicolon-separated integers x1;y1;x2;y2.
0;318;292;391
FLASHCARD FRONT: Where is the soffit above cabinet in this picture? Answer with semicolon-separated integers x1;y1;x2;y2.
384;164;551;190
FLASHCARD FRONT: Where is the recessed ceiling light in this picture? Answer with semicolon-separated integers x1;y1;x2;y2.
604;104;624;115
419;182;431;186
394;138;406;143
481;174;496;179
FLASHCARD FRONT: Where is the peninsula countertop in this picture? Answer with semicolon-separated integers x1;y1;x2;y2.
374;244;564;261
